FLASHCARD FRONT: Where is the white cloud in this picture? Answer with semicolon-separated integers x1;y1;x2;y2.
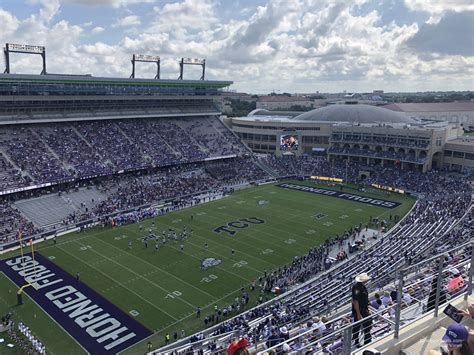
0;9;19;38
38;0;61;23
404;0;474;14
406;11;474;56
113;15;140;27
91;26;105;34
152;0;217;31
0;0;472;92
62;0;156;8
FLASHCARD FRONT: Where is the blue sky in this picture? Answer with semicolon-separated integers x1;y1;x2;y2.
0;0;472;93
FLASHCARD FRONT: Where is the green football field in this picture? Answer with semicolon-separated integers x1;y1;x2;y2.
0;180;415;354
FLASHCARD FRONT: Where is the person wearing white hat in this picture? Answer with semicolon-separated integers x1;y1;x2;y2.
352;272;372;347
279;326;290;341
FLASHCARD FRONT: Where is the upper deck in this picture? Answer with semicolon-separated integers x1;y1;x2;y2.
0;73;233;96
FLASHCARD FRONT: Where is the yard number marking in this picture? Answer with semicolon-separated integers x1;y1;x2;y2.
200;274;218;283
233;260;248;268
165;291;183;299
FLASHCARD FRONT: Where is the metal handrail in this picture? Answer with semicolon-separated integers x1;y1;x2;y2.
257;246;472;354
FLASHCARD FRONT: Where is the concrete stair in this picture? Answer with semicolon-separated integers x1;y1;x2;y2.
0;148;35;182
401;326;446;355
255;159;280;178
31;129;77;174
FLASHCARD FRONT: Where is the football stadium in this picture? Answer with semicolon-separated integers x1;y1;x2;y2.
0;44;472;355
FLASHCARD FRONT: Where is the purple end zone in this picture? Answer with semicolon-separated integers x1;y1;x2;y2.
0;252;152;354
277;182;402;209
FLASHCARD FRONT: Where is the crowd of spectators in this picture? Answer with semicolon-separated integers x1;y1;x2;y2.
0;157;269;244
38;125;111;177
261;154;361;180
0;140;471;354
262;154;330;178
4;128;72;183
0;117;248;190
0;203;41;244
0;152;31;191
176;118;247;157
159;165;471;353
205;157;269;184
92;166;221;216
328;147;427;163
167;204;471;354
1;151;471;247
331;134;430;149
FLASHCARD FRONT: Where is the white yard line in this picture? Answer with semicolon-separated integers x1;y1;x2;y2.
56;243;181;321
90;233;221;299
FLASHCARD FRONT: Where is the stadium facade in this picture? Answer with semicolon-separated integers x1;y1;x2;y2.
0;71;244;222
0;73;232;124
224;104;473;173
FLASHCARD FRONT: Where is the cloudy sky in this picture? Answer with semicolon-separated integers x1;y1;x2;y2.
0;0;473;93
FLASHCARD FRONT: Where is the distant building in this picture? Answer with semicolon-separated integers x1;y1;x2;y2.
443;137;474;172
213;95;233;114
256;96;316;110
225;104;472;173
382;102;474;131
222;92;257;103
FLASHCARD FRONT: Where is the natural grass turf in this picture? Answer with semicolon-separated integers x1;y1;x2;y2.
0;180;415;354
0;273;85;355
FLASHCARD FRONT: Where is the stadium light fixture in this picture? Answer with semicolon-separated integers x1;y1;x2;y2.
130;54;161;79
7;43;45;54
178;57;206;80
4;43;46;74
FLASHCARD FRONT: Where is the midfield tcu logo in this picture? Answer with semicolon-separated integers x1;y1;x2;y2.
201;258;222;269
213;217;265;236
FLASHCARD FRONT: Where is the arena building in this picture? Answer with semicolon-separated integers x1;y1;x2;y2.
224;103;473;173
382;102;474;131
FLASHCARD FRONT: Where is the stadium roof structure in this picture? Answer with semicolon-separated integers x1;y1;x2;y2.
248;108;301;117
382;102;474;113
0;73;232;89
292;104;417;124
